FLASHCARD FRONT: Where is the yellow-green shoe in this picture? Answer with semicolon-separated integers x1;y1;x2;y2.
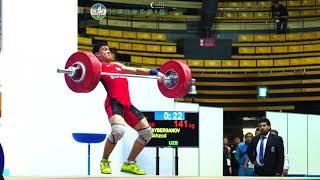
121;161;145;175
100;160;111;174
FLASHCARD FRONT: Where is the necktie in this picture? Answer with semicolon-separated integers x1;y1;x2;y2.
259;136;265;164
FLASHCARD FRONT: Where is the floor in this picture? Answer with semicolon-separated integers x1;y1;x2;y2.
4;176;318;180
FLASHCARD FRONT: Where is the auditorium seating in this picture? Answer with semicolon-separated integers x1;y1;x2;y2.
175;66;320;111
85;27;168;42
77;0;320;113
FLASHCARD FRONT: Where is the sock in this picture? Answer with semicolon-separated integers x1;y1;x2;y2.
126;160;135;164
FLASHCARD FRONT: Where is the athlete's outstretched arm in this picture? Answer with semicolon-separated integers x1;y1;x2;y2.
116;63;165;81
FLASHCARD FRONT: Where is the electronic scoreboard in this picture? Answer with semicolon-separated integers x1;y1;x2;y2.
144;111;199;147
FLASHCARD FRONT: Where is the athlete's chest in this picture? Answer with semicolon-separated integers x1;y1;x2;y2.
102;63;127;81
102;63;124;73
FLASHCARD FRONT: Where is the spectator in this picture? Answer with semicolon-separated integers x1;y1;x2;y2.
223;136;231;176
255;127;260;136
270;129;290;176
236;132;254;176
272;1;288;33
231;137;241;176
247;118;284;176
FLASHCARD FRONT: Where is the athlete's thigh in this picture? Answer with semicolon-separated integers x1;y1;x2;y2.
105;97;126;125
123;104;149;130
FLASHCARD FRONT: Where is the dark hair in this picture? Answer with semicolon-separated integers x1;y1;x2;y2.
92;41;107;54
245;132;253;138
273;1;279;4
258;117;271;126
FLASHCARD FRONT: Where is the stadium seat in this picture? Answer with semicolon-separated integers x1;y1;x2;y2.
86;27;98;35
156;58;168;65
222;60;239;67
270;34;286;42
254;12;271;19
239;12;254;19
123;31;137;39
239;47;255;54
188;60;204;67
146;45;161;52
274;59;290;66
131;56;143;64
119;43;132;50
302;0;316;6
142;57;156;64
290;57;320;65
304;44;320;51
279;1;287;6
109;30;123;38
288;45;304;52
302;32;316;40
225;2;242;8
132;44;146;51
272;46;288;53
204;60;222;67
161;46;177;53
240;60;256;67
78;36;92;45
244;1;257;8
316;32;320;39
286;33;301;41
78;45;92;51
303;10;316;16
223;12;237;19
257;1;271;7
137;32;152;40
288;11;301;17
287;0;301;6
256;47;272;54
97;29;109;36
255;34;270;42
151;33;167;41
257;59;273;67
108;41;119;49
239;35;254;42
218;2;226;8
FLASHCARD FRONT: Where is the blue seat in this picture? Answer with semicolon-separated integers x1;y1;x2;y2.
72;133;106;144
72;133;106;176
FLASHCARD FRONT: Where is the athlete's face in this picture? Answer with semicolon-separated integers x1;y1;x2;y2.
95;46;112;62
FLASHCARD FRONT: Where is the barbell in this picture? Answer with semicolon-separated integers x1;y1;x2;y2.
57;51;196;98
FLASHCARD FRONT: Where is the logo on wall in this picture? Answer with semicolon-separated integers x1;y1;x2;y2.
150;1;166;8
90;3;107;20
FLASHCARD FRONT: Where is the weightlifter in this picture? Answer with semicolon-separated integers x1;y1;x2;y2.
93;42;165;175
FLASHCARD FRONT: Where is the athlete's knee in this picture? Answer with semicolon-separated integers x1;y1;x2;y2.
108;124;126;144
137;126;153;145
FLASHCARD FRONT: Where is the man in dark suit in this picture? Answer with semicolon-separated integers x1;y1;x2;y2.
247;118;284;176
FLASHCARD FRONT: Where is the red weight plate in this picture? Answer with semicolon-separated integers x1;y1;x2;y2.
65;51;101;93
158;60;192;98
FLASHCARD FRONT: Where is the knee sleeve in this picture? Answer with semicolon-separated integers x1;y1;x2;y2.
137;126;153;145
108;124;126;144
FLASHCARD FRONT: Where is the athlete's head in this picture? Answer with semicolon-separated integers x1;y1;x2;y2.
93;41;112;63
